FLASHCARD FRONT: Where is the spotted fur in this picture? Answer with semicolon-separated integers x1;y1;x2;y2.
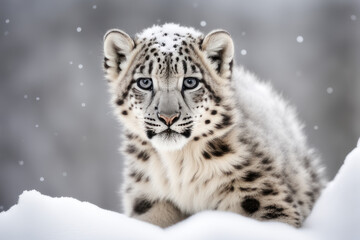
103;23;326;228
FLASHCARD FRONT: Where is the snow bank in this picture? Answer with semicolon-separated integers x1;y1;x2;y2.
1;139;359;240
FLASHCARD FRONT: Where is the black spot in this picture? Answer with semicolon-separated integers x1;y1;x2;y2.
150;48;156;53
122;110;128;115
305;191;315;203
239;187;257;192
133;198;153;215
215;114;232;129
242;171;261;182
139;65;145;73
116;99;124;106
125;144;137;154
284;195;294;203
205;120;211;124
181;129;192;138
265;166;273;171
261;188;275;196
103;57;110;69
146;130;156;139
233;164;243;170
191;64;196;72
194;136;200;141
214;96;222;104
211;110;217;115
182;60;187;74
148;60;153;74
241;198;260;214
129;170;144;182
174;64;178;73
261;212;288;220
261;158;271;164
261;205;288;219
229;60;233;73
202;151;211;159
298;201;304;206
207;138;232;157
137;151;150;161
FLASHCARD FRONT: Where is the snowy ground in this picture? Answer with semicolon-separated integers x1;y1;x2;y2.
0;139;359;240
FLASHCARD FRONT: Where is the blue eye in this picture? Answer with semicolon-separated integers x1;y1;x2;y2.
137;78;153;90
183;77;199;90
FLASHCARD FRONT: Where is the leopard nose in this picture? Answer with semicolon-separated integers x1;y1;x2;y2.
157;112;180;126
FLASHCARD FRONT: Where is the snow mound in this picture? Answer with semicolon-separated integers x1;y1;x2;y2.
1;139;359;240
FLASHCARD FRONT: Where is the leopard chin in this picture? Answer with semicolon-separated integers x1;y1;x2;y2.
150;131;189;151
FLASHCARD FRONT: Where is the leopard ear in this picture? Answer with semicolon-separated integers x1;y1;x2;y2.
201;30;234;79
103;29;135;81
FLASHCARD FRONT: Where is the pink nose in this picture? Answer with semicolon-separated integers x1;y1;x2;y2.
157;112;180;126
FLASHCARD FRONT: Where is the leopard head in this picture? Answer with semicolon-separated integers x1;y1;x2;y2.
103;23;237;151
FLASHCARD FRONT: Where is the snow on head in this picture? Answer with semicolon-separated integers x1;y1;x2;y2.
136;23;203;53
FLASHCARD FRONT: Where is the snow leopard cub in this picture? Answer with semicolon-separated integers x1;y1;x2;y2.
103;23;326;228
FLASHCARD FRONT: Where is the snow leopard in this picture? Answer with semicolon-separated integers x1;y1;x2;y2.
103;23;326;228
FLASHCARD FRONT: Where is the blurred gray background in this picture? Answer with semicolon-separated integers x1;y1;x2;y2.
0;0;359;213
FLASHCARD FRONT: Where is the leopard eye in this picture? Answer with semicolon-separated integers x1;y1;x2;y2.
183;77;199;90
137;78;153;90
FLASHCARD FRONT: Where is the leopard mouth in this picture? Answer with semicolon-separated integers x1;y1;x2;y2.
146;128;192;140
159;128;179;139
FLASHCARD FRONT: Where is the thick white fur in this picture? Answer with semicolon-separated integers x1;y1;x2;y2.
103;23;326;228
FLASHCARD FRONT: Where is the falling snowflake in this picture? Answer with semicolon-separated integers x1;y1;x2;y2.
4;31;9;36
81;103;86;107
62;172;68;177
19;160;24;166
314;125;319;130
76;27;82;33
296;36;304;43
54;132;59;137
92;5;97;9
35;124;39;128
350;15;357;21
78;64;83;69
200;21;207;27
36;97;40;101
327;87;333;94
80;82;84;86
40;177;45;182
5;19;10;24
241;32;246;36
24;94;28;99
193;2;199;8
240;49;247;56
69;61;73;65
